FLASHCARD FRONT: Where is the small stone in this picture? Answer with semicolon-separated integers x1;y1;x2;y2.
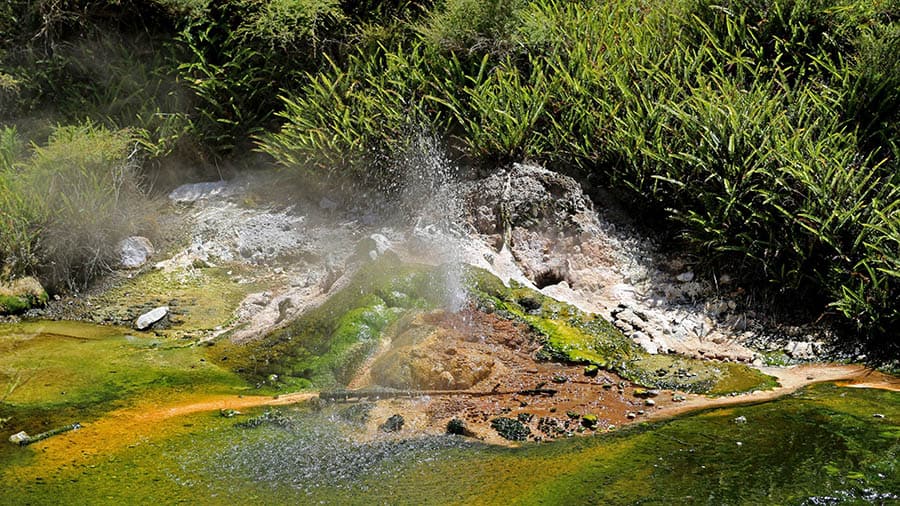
219;409;241;418
644;399;656;407
676;271;695;283
672;394;687;403
626;412;636;420
584;364;600;377
734;416;747;424
633;388;659;398
873;413;886;419
9;431;30;445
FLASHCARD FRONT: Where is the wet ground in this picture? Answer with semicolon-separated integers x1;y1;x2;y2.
355;308;672;444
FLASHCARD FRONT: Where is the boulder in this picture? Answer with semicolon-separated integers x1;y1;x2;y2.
465;163;593;236
118;236;154;269
135;306;169;330
370;322;494;390
463;164;601;287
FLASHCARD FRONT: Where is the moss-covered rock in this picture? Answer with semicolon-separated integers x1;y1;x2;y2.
215;255;450;389
464;266;776;395
490;417;531;441
0;277;48;314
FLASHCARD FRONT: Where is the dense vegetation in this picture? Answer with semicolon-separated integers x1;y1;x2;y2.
0;0;898;356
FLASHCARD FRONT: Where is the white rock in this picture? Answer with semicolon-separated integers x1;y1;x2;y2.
168;181;228;203
676;271;695;283
119;236;154;269
370;233;392;255
135;306;169;330
784;341;816;359
632;331;659;354
9;431;29;444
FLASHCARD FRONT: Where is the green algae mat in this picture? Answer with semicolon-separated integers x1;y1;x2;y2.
1;382;896;505
0;320;249;463
0;260;893;504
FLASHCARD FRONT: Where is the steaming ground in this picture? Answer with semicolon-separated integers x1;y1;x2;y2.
22;158;864;445
47;160;833;360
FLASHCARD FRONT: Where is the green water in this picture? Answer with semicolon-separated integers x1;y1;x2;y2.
0;320;897;505
2;381;896;505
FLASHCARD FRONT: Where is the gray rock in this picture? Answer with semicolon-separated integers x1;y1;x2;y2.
465;163;593;236
168;181;228;203
370;233;392;256
135;306;169;330
118;236;154;269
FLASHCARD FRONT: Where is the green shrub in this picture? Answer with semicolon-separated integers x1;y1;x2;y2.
237;0;345;50
176;0;348;156
259;40;464;183
1;122;151;289
419;0;527;56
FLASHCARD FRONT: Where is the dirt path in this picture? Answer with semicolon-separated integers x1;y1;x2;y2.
650;364;898;422
8;390;317;475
